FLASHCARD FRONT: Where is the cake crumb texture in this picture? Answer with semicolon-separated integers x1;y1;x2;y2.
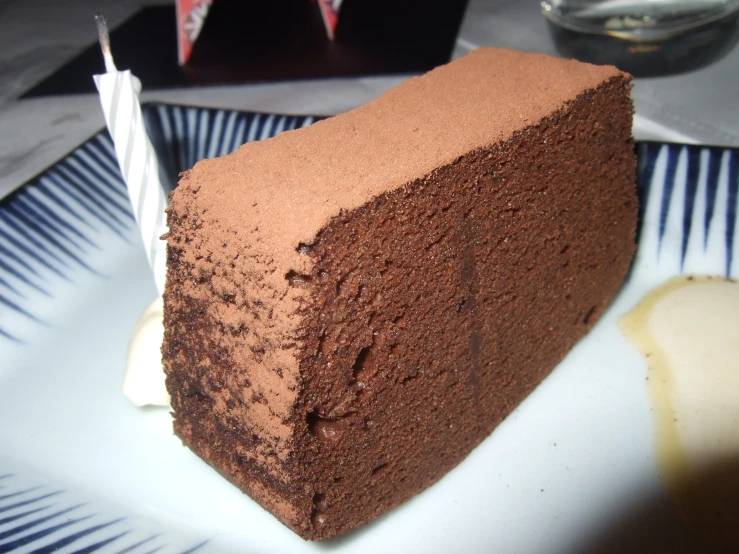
162;47;636;540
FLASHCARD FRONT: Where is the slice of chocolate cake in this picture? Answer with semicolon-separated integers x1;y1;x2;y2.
162;47;637;540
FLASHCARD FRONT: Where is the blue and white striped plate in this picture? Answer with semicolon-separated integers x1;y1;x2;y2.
0;104;736;554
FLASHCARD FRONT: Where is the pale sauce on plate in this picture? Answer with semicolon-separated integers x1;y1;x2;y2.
620;276;739;552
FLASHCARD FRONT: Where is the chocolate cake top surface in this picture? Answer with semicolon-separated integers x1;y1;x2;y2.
175;48;622;274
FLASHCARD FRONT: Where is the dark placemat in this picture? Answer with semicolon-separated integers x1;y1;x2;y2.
22;0;468;98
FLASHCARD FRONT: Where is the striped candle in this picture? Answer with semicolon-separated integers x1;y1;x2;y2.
93;15;168;294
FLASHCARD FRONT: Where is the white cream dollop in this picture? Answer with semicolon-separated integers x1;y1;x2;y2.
123;296;170;407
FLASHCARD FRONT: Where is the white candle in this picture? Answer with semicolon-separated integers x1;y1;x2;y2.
93;14;168;295
93;15;170;407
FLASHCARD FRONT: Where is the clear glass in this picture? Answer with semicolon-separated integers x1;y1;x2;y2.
542;0;739;39
541;0;739;75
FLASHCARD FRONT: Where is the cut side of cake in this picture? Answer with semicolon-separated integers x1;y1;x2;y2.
162;47;637;540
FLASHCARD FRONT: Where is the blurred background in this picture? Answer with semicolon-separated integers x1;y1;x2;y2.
1;0;738;198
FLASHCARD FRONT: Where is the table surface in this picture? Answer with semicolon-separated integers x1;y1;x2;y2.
1;0;738;199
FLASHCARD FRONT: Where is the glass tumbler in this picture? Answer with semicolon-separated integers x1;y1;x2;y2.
541;0;739;76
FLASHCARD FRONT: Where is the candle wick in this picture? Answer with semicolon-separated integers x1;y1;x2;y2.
94;13;117;73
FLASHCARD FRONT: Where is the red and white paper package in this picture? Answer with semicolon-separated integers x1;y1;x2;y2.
176;0;343;65
316;0;344;40
176;0;213;65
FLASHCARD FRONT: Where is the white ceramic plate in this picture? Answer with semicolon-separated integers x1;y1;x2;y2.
0;105;737;553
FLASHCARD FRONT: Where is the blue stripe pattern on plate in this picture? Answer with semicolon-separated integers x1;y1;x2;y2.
0;473;207;554
637;142;739;277
0;105;315;343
